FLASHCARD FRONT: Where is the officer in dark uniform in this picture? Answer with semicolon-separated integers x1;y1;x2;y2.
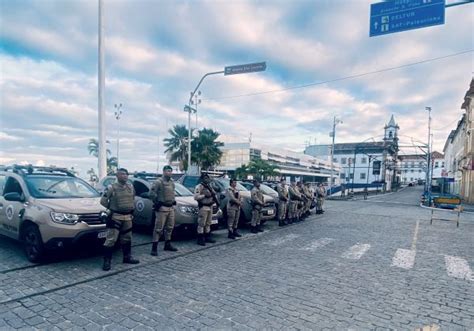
194;173;218;246
149;165;178;256
100;168;139;271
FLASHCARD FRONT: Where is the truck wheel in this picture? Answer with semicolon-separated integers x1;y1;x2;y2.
23;224;44;263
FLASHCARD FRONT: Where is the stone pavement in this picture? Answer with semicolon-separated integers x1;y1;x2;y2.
0;186;472;330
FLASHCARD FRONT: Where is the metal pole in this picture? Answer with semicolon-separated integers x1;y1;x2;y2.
426;106;432;205
98;0;107;179
330;116;336;196
187;102;191;173
114;103;122;169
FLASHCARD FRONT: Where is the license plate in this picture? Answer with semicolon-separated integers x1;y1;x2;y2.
97;231;107;239
267;210;274;215
211;218;218;225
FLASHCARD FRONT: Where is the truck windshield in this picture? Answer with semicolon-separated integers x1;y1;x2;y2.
175;183;193;196
26;176;100;199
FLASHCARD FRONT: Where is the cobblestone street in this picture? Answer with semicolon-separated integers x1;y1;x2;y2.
0;186;473;330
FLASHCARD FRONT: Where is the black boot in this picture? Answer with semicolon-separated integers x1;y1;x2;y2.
251;226;258;233
278;219;285;227
197;234;206;246
102;246;113;271
205;233;216;243
233;229;242;237
150;242;158;256
228;230;236;239
257;224;264;232
164;240;178;252
122;243;140;264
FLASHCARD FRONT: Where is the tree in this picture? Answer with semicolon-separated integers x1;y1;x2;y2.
236;159;278;180
191;128;224;171
87;138;117;173
235;164;250;180
163;125;189;171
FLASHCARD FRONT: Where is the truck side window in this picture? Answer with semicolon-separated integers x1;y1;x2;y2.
3;177;24;197
133;181;149;196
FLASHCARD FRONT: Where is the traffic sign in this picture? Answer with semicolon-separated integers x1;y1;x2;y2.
224;62;266;76
370;0;445;37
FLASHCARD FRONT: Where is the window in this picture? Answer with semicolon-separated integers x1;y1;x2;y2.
3;177;24;196
411;169;414;173
341;158;347;165
418;169;422;173
340;173;346;179
442;162;445;168
435;162;439;168
361;157;367;164
349;173;354;179
389;131;393;138
132;181;149;196
411;162;415;168
0;175;5;195
25;176;98;199
333;158;338;163
360;173;366;180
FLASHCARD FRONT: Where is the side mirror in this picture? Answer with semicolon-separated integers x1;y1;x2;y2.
219;193;226;200
4;192;24;202
139;192;150;199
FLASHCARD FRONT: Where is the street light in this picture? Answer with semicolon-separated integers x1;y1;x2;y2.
425;106;432;205
114;103;123;168
329;116;343;196
190;91;201;130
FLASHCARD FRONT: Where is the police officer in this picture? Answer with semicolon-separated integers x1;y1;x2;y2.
250;179;265;233
100;168;139;271
149;165;178;256
288;180;301;223
303;182;313;217
276;178;289;226
317;183;327;214
296;181;307;220
194;173;218;246
226;179;242;239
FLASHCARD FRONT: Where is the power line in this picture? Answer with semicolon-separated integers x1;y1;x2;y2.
205;49;473;101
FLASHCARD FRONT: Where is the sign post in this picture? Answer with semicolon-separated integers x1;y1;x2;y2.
370;0;445;37
224;62;267;76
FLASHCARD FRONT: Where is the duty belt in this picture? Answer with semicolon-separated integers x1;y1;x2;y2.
111;210;133;215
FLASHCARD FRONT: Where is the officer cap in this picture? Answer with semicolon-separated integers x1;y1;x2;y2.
200;172;210;179
163;165;173;172
253;179;260;184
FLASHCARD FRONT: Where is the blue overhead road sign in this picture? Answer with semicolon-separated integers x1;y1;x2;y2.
224;62;266;76
370;0;445;37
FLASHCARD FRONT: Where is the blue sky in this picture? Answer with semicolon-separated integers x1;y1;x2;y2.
0;0;473;177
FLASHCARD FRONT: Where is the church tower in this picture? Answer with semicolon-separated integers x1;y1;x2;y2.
384;114;399;142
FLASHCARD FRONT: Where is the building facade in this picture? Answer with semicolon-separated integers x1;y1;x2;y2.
443;116;466;195
304;115;400;191
460;79;474;203
217;142;341;183
398;154;426;184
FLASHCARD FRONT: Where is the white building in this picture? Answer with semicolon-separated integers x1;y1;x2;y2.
398;154;426;184
304;115;400;192
443;115;466;195
217;142;341;183
431;151;445;179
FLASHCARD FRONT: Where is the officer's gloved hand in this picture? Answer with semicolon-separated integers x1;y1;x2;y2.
172;200;177;205
204;191;212;198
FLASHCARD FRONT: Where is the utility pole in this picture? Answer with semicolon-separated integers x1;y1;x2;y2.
97;0;107;179
114;103;123;169
426;106;432;205
329;116;342;195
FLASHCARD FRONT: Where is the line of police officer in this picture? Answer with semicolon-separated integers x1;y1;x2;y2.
100;167;326;271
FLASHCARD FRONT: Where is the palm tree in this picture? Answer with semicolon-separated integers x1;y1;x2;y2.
87;138;117;173
191;128;224;171
235;164;250;180
243;159;278;180
163;125;189;171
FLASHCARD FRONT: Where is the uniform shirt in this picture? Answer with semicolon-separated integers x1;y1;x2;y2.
251;186;264;206
150;177;176;210
194;183;216;207
226;187;241;209
277;183;288;202
288;184;301;201
100;182;135;221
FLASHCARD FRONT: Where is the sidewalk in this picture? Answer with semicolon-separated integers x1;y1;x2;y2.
462;202;474;212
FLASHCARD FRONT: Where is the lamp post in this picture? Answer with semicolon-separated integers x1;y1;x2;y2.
425;106;432;205
114;103;123;169
329;116;342;196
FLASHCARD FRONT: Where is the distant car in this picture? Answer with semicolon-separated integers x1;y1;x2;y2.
0;165;107;262
96;175;221;232
408;182;414;187
178;175;276;224
239;181;279;201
